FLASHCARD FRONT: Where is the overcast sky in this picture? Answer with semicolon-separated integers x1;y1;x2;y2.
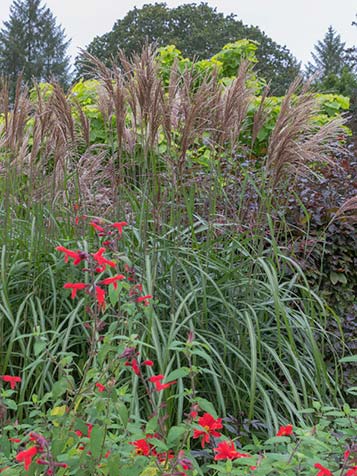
0;0;356;66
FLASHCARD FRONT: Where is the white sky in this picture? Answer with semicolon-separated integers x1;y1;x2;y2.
0;0;356;66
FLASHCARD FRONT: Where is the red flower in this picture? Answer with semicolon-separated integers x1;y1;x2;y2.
136;295;153;306
9;438;21;443
15;447;38;471
125;358;141;376
95;286;106;309
213;441;250;461
148;374;176;391
95;382;106;392
193;413;223;448
56;246;84;265
276;424;293;437
129;439;152;456
347;466;357;476
63;282;87;299
90;221;105;233
1;375;21;390
75;423;93;439
148;374;165;383
100;275;126;289
143;360;154;367
92;248;116;272
314;463;332;476
112;221;128;235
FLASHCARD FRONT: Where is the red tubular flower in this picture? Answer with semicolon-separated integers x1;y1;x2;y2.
213;441;250;461
15;447;38;471
193;413;223;448
148;375;165;383
154;381;176;391
148;374;176;391
56;246;84;265
90;221;105;233
95;382;106;392
92;248;116;271
1;375;22;390
100;275;126;289
95;286;106;310
136;295;153;306
276;424;293;437
63;282;87;299
129;439;152;456
9;438;21;443
314;463;333;476
125;358;141;376
112;221;128;235
347;467;357;476
142;360;154;367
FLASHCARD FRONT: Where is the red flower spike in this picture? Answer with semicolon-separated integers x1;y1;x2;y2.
63;282;87;299
213;441;250;461
9;438;21;443
1;375;22;390
112;221;128;235
56;246;83;265
276;424;293;437
95;286;106;310
344;450;351;460
193;413;223;448
92;248;116;270
314;463;333;476
15;447;38;471
95;382;106;392
100;275;126;289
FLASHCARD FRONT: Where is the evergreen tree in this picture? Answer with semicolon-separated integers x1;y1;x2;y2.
307;26;346;76
75;2;300;95
0;0;70;88
307;26;357;96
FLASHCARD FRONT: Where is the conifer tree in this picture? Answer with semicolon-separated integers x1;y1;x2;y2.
0;0;70;88
307;26;346;76
307;26;357;96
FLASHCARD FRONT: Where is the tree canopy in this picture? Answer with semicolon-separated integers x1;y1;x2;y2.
307;25;357;96
75;2;300;95
0;0;71;89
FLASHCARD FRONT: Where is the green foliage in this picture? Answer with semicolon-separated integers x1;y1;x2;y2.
307;26;357;96
0;0;71;90
75;2;300;94
0;222;356;474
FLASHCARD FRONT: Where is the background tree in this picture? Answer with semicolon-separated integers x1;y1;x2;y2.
307;25;357;96
75;2;300;95
0;0;71;90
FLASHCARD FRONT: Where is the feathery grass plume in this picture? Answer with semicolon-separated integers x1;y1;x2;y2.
0;76;31;154
266;77;344;187
331;195;357;223
50;82;75;144
212;60;253;151
119;44;163;155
